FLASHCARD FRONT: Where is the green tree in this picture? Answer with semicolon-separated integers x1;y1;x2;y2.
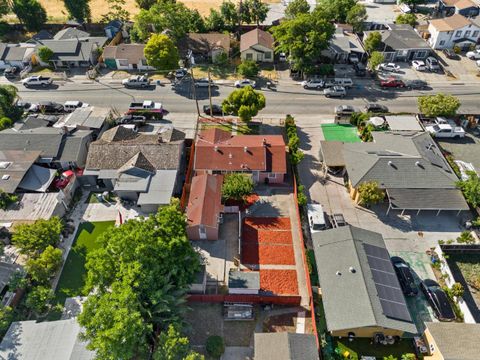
401;354;416;360
0;305;12;335
364;31;382;53
297;185;307;206
136;0;156;9
237;60;259;78
63;0;91;22
285;0;310;19
37;46;54;63
271;12;335;72
153;324;204;360
79;203;201;358
213;51;228;66
368;51;384;71
418;94;460;117
101;0;130;22
222;86;266;122
11;217;63;257
396;13;416;27
241;0;269;25
457;172;480;208
220;0;239;31
316;0;356;23
357;181;385;207
0;190;17;210
206;9;226;32
11;0;47;31
457;230;475;244
383;356;398;360
144;34;179;70
0;0;9;17
346;4;367;32
26;286;54;315
0;85;22;122
206;335;225;358
25;245;63;284
221;174;254;201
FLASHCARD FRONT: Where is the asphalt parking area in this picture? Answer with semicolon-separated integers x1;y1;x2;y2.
437;131;480;173
435;51;480;81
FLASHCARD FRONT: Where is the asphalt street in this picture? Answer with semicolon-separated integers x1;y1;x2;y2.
11;78;480;117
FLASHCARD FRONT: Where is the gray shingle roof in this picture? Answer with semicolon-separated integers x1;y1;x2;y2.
0;150;40;193
426;322;480;360
137;170;178;206
312;225;417;334
53;28;90;40
38;37;108;62
59;130;92;166
56;107;110;130
0;127;64;159
365;24;430;51
254;333;319;360
3;46;30;61
387;188;469;210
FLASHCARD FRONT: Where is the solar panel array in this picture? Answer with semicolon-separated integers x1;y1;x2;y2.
364;243;412;322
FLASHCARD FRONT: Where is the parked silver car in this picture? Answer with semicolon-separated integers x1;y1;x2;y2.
301;79;325;89
324;86;346;98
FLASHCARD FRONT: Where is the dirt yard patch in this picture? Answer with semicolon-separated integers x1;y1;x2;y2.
260;270;299;295
242;243;295;265
244;217;291;230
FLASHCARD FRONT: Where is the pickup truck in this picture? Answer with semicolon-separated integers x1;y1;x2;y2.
21;76;53;88
127;100;163;118
426;123;465;138
122;75;151;88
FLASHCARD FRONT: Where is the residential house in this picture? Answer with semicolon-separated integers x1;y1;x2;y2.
240;28;274;63
102;44;153;70
438;0;479;18
180;33;230;63
83;125;185;213
104;20;123;39
323;26;366;63
0;318;95;359
423;322;480;360
0;261;23;306
311;225;417;338
53;106;111;132
363;24;431;61
0;43;35;69
194;128;287;184
428;14;480;50
31;30;53;41
254;333;319;360
33;29;108;69
186;173;224;241
343;131;469;214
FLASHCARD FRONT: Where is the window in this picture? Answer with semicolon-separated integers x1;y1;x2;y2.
473;31;479;37
465;30;471;37
257;53;262;61
439;40;445;46
246;53;253;60
118;59;128;66
264;52;272;59
416;51;427;58
455;30;462;37
268;173;276;179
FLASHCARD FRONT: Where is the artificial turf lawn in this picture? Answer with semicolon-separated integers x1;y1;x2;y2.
321;124;361;143
334;337;418;359
54;221;115;306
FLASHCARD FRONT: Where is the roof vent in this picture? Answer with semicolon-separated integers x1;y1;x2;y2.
214;146;219;152
262;138;267;146
0;162;11;169
388;161;394;167
1;175;10;180
229;153;233;159
336;271;342;276
349;267;356;274
244;146;248;153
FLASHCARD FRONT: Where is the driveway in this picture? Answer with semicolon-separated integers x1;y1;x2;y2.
435;50;480;82
437;131;480;173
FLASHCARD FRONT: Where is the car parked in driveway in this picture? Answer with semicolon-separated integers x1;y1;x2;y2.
391;256;418;297
404;79;428;90
426;57;441;72
421;279;456;321
324;86;346;98
412;60;427;71
3;66;19;79
301;79;324;89
307;204;326;233
380;78;405;88
235;79;256;88
378;63;400;72
466;49;480;60
364;103;388;113
334;104;356;115
203;104;224;116
443;48;459;60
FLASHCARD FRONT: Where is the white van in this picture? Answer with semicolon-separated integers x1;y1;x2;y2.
307;204;326;233
63;101;89;112
325;78;354;89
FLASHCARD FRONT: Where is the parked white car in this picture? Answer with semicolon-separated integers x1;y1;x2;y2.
234;79;256;88
301;79;325;89
426;124;465;138
412;60;427;71
21;76;53;88
377;63;400;72
307;204;326;233
466;50;480;60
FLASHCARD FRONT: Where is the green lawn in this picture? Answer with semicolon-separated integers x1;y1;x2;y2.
54;221;115;306
321;124;361;143
334;338;418;359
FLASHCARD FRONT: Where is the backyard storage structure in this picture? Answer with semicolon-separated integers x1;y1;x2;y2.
254;333;320;360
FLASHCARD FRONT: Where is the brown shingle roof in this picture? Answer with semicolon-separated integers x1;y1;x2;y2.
186;174;224;228
194;128;286;173
183;33;230;54
102;44;146;64
442;0;477;9
240;28;274;53
429;14;472;31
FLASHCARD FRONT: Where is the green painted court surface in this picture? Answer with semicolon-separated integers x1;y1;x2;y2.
321;124;361;143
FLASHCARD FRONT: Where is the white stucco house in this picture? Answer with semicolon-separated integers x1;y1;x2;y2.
102;44;155;71
240;28;274;63
428;14;480;50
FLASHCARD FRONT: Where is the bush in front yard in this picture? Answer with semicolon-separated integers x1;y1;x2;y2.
237;60;259;78
206;335;224;358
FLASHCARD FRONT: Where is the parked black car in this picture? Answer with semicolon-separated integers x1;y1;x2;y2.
404;79;428;90
421;279;456;321
4;66;19;79
119;114;147;125
353;63;367;77
391;256;418;296
203;104;224;116
442;48;459;60
37;101;64;113
364;103;389;113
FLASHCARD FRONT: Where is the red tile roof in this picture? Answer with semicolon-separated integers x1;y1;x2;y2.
194;128;287;173
186;174;224;228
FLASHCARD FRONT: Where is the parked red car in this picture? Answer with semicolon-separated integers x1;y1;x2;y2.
53;169;83;189
380;78;405;88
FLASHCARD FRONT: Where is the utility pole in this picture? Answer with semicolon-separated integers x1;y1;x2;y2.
208;68;213;117
190;67;200;117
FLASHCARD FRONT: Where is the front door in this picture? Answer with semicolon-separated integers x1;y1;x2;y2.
252;171;259;183
199;225;207;240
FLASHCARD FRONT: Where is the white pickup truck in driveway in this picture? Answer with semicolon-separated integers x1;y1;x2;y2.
426;123;465;138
